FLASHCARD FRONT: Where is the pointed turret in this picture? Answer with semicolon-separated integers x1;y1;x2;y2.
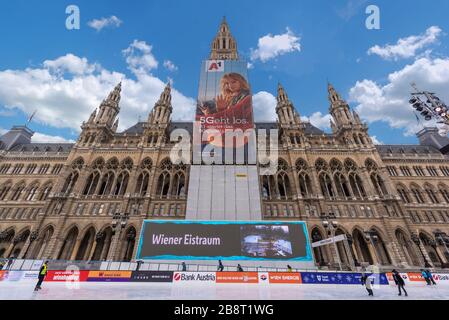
328;82;353;128
95;82;122;127
148;83;173;125
210;17;239;60
276;83;301;126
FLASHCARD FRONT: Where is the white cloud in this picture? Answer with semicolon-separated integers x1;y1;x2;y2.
88;16;122;32
43;54;98;75
163;60;178;72
0;40;196;137
302;112;332;131
368;26;442;61
0;127;7;136
250;28;301;63
32;133;75;143
123;40;159;75
370;136;384;145
252;91;277;121
349;57;449;136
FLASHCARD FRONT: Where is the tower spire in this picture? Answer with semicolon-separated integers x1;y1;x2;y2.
210;17;239;60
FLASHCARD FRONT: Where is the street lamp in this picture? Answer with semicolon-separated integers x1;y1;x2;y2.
109;212;130;261
321;213;342;271
411;233;432;268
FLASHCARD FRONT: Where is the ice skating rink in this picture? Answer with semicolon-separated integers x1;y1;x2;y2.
0;282;448;300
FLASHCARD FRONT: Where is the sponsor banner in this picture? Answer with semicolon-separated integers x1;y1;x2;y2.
407;272;425;282
172;272;216;284
137;220;313;262
301;272;388;285
46;271;89;282
0;271;6;282
268;272;302;284
131;271;174;283
433;273;449;284
216;272;259;284
4;271;24;282
87;271;132;282
22;271;39;281
258;272;269;285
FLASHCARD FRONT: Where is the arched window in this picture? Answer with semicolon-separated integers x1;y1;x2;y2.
39;184;53;201
0;182;12;201
98;171;115;196
114;172;129;196
172;172;186;198
277;172;291;200
83;171;101;195
319;173;335;199
334;172;351;198
156;171;171;198
410;185;425;204
26;183;40;201
298;173;312;197
438;184;449;203
135;172;150;196
397;185;411;203
424;184;440;204
62;172;79;194
11;183;26;201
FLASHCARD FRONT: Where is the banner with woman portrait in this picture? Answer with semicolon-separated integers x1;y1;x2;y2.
196;60;255;148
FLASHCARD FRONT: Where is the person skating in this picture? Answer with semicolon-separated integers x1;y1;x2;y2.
181;262;187;271
237;264;244;272
217;260;224;272
392;269;408;296
287;265;293;272
421;269;431;285
5;257;14;270
425;269;437;285
34;261;49;292
361;273;374;296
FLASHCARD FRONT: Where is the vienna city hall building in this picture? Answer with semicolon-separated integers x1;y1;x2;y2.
1;19;449;271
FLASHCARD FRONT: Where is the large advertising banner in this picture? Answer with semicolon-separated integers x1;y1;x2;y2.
196;60;254;148
136;220;313;262
216;272;259;284
46;270;89;282
87;271;132;282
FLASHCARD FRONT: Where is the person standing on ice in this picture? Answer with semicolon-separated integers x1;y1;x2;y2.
425;269;437;285
218;260;224;272
181;262;187;271
421;269;431;285
34;261;49;292
392;270;408;297
237;264;244;272
361;273;374;296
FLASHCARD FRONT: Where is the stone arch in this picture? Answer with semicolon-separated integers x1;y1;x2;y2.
437;183;449;203
75;226;96;261
352;227;373;265
57;226;79;260
368;226;392;265
419;231;443;267
423;183;440;204
30;225;55;259
310;226;330;267
91;226;114;261
119;226;137;262
394;228;420;266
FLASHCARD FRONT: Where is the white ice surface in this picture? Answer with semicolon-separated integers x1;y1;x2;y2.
0;282;447;300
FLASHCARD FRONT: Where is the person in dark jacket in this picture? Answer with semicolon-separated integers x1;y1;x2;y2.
136;260;144;271
425;269;437;285
421;269;431;285
392;269;408;296
34;261;49;291
237;264;244;272
181;262;187;272
217;260;224;272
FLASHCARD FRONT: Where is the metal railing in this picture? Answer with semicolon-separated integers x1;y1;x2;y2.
1;258;448;274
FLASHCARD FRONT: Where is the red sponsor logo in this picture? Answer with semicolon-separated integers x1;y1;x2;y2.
174;273;181;281
268;272;302;284
407;273;425;282
216;272;259;284
46;271;89;282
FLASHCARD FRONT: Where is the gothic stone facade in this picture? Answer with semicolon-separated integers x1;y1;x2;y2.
1;20;449;270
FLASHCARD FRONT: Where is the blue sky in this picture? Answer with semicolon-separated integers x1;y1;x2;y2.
0;0;448;144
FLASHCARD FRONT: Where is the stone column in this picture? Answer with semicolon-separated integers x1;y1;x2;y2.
69;237;82;261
